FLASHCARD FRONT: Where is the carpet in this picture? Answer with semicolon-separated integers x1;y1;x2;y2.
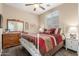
1;45;77;56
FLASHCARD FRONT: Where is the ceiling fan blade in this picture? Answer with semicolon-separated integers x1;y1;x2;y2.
38;3;43;4
46;4;50;6
34;8;36;11
25;4;34;6
39;6;45;10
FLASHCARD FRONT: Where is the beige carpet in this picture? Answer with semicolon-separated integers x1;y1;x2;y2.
54;48;77;56
1;45;77;56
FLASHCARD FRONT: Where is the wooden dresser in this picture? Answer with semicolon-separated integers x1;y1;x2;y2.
2;32;21;49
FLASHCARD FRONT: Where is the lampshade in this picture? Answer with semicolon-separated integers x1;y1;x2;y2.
39;25;44;32
39;27;44;32
68;26;78;34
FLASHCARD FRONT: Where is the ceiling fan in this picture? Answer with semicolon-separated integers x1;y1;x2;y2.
25;3;50;11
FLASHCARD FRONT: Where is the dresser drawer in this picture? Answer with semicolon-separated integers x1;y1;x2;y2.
66;39;72;43
72;45;78;51
66;40;73;46
67;44;72;49
66;43;78;51
2;32;20;48
72;40;78;46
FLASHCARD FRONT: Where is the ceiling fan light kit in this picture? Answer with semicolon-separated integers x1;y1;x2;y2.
34;4;39;8
25;3;50;11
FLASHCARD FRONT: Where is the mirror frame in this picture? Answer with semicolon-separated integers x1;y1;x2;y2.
7;19;24;32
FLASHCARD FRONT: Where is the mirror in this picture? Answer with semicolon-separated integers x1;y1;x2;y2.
7;19;24;32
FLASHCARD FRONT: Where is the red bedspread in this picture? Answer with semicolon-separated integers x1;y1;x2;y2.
21;33;63;55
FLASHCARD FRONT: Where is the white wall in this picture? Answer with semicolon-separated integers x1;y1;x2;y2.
2;4;39;33
0;4;2;14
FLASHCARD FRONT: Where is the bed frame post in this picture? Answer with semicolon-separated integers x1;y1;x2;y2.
37;33;39;50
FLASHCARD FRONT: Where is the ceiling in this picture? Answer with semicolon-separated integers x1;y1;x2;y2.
5;3;62;15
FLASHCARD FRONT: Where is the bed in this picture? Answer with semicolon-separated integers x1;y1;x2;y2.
20;28;64;56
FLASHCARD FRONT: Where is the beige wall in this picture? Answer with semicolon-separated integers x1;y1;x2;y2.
0;4;2;14
39;3;78;34
0;3;78;34
0;4;3;54
2;4;39;33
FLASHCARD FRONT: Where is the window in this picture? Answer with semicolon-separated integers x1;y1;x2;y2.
45;11;59;29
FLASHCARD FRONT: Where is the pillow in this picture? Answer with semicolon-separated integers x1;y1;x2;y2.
22;31;28;34
48;28;56;34
44;30;52;34
44;29;47;31
39;32;45;34
39;29;46;34
55;28;61;34
39;28;47;34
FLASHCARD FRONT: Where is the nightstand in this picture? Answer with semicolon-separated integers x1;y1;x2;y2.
65;37;79;55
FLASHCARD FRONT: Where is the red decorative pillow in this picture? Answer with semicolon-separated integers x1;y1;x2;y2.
55;28;61;34
44;30;52;34
39;32;45;34
48;28;56;34
39;28;47;34
22;31;28;34
44;29;47;31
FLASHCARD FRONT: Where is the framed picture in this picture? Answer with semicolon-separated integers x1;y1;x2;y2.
30;24;36;29
25;22;29;30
